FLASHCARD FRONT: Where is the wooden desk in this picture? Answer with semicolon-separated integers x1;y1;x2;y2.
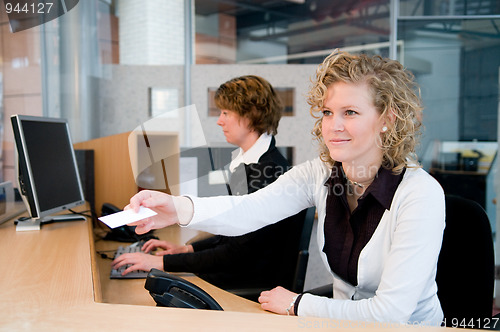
93;225;266;313
0;214;449;331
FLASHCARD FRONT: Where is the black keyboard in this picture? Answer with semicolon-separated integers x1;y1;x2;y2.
110;243;150;279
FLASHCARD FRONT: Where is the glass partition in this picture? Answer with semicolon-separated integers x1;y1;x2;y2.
194;0;391;64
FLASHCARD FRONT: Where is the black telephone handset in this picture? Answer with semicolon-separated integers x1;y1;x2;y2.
144;269;223;311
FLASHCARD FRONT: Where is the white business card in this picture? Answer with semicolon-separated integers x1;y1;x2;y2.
98;206;157;229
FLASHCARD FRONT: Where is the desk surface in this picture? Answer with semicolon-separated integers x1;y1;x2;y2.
0;214;448;331
94;225;266;313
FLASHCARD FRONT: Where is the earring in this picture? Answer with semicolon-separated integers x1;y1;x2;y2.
382;126;388;132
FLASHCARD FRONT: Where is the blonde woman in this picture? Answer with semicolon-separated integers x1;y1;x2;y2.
125;51;445;325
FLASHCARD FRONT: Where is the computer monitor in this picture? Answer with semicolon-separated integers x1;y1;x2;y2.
11;115;86;230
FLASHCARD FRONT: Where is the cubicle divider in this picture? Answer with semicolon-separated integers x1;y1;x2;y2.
73;131;180;216
74;132;138;215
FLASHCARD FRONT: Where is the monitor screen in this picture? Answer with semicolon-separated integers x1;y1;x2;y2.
11;115;85;220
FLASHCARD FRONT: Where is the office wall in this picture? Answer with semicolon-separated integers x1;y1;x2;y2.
96;64;319;165
96;65;185;140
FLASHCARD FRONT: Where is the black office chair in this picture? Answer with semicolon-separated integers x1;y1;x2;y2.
291;207;316;293
229;207;316;300
436;195;494;328
305;195;495;328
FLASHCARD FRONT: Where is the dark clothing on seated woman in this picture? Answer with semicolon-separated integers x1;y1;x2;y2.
163;137;306;293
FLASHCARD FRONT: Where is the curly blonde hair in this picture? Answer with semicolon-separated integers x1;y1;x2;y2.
308;50;423;174
215;75;283;136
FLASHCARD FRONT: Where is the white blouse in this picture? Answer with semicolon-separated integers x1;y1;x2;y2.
186;157;445;325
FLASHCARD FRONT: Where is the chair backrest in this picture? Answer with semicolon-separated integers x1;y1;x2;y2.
436;195;494;326
291;207;316;293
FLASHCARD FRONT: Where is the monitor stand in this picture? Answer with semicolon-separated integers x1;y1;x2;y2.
15;213;86;232
15;218;41;231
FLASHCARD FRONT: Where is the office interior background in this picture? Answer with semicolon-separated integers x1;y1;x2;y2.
0;0;499;297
